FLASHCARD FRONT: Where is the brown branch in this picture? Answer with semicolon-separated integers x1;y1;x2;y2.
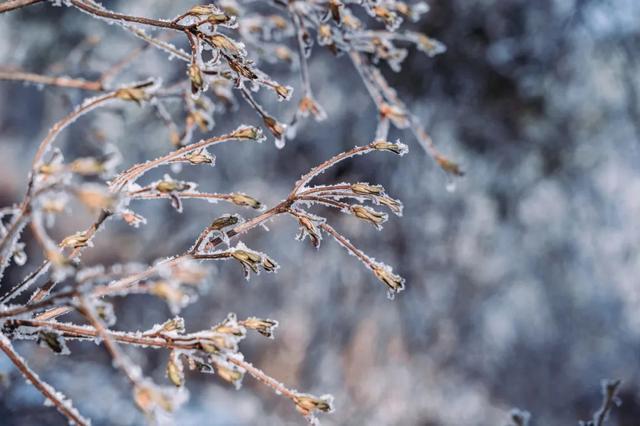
0;69;103;91
0;0;42;14
0;334;89;426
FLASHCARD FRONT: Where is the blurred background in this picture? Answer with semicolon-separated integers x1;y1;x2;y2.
1;0;640;425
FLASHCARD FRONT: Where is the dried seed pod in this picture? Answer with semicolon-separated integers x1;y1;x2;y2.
351;205;387;229
294;393;334;416
159;317;186;334
69;157;105;176
166;352;184;387
298;96;327;121
230;193;262;210
274;84;293;101
350;183;384;195
184;149;215;165
231;249;262;275
115;87;149;105
435;153;464;177
378;196;403;215
261;256;278;273
210;214;239;231
216;364;244;388
295;214;322;248
213;313;244;336
372;265;405;294
371;140;409;156
188;63;204;96
60;231;91;249
263;115;286;140
240;317;278;338
37;331;66;354
231;125;263;140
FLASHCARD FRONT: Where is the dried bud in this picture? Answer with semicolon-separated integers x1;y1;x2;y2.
188;63;204;95
76;186;117;211
60;231;90;249
166;352;184;387
188;110;212;132
298;96;327;121
296;215;322;248
155;178;191;193
207;34;243;55
373;265;405;294
240;317;278;338
318;24;333;46
133;385;174;414
115;87;149;105
294;394;334;416
230;193;262;210
371;140;409;156
231;125;263;140
274;46;294;62
231;249;262;275
351;183;384;195
274;84;293;101
328;0;343;23
216;364;244;387
159;317;185;333
210;214;239;231
213;313;244;336
351;205;387;228
184;149;215;165
371;5;401;30
227;60;258;80
263;115;286;140
120;209;146;228
38;331;65;354
435;153;464;176
38;163;63;175
70;157;105;176
379;103;410;128
378;196;403;215
414;33;447;57
261;256;278;273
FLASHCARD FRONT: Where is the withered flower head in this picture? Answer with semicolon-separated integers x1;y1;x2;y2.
294;394;334;416
351;205;387;228
207;34;243;55
350;183;384;195
240;317;278;338
371;140;409;156
230;193;262;210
